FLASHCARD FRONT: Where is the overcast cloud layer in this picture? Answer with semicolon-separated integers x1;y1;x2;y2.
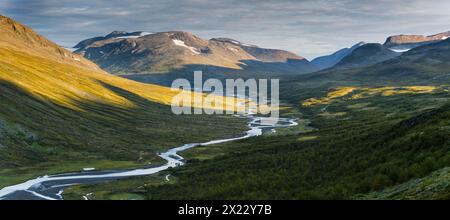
1;0;449;59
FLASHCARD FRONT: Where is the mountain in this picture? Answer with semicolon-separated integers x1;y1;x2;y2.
0;15;192;110
310;31;450;71
311;42;366;70
332;43;401;70
0;16;99;71
359;38;450;82
384;31;450;52
73;31;154;49
74;31;317;75
0;15;245;187
209;38;305;62
284;37;450;98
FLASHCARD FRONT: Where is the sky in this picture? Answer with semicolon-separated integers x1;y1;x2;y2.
0;0;449;60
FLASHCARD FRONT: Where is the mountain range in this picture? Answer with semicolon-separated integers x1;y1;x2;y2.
311;31;450;71
72;30;450;84
74;31;317;76
291;35;450;90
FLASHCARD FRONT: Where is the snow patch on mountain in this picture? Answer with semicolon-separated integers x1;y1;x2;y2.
389;48;411;53
231;40;252;47
172;39;200;55
116;32;154;39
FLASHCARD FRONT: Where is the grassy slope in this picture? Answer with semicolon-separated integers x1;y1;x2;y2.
0;16;247;188
356;167;450;200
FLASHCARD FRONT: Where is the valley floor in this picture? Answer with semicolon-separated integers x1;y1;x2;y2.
0;80;248;190
61;84;450;200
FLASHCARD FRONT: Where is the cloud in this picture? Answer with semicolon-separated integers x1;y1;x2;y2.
1;0;449;59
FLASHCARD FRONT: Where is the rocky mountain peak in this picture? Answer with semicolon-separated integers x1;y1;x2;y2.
383;31;450;51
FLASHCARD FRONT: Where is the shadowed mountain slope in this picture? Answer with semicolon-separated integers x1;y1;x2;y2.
311;42;366;70
332;43;401;70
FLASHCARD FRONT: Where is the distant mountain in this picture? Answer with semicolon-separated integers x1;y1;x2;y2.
297;38;450;86
311;31;450;71
210;38;305;63
74;31;317;75
362;38;450;82
384;31;450;52
332;43;401;69
311;42;366;70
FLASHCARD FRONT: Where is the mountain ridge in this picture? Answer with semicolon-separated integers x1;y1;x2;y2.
74;31;317;75
0;15;100;71
311;41;366;70
331;43;401;70
384;31;450;52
